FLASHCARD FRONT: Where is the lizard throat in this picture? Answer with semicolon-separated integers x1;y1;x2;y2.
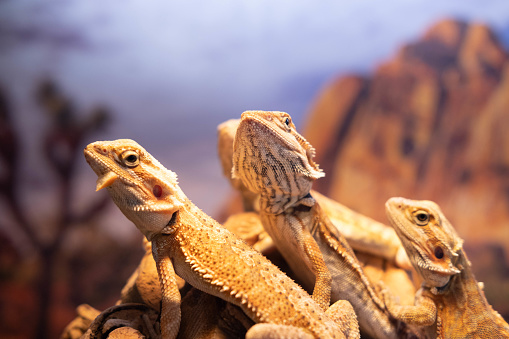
430;276;453;295
160;211;179;235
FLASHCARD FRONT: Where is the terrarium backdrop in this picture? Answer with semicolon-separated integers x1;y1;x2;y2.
1;1;509;338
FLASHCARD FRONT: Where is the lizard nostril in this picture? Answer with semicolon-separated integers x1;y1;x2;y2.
94;146;107;154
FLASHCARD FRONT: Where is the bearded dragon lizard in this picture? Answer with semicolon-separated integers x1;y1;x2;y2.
84;139;360;339
218;118;409;267
384;197;509;338
232;111;412;339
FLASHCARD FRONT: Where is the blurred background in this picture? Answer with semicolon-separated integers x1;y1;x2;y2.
1;1;509;338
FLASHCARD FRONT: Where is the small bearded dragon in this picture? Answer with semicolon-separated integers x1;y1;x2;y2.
84;139;360;339
232;111;411;339
384;197;509;338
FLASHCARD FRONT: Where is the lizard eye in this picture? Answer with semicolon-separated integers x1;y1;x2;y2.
414;210;429;226
284;117;291;126
122;151;139;168
434;246;444;259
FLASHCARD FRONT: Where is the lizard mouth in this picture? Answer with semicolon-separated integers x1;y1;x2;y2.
84;146;111;176
84;145;137;191
84;147;118;190
95;171;118;191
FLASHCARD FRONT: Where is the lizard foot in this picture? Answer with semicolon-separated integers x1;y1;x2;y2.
326;300;360;339
245;323;314;339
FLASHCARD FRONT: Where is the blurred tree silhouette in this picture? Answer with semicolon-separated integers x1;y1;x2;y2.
0;81;112;339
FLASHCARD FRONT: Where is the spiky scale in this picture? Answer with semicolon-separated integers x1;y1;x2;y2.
231;111;397;339
84;138;355;339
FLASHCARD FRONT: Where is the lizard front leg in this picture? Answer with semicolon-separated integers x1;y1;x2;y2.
290;201;332;311
383;288;436;327
301;225;332;311
152;237;181;339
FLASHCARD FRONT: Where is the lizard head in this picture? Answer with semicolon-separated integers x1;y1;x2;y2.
231;111;324;213
385;197;463;289
84;139;184;240
217;119;246;190
217;118;260;211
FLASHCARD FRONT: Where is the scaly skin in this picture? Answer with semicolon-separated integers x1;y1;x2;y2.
385;197;509;338
219;117;416;311
232;111;410;339
84;139;359;339
218;118;409;267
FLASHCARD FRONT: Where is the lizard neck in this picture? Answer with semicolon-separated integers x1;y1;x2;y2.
156;198;337;334
259;190;314;215
446;249;485;299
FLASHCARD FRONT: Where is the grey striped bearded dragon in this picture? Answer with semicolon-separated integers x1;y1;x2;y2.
231;111;416;339
218;118;410;267
84;139;360;339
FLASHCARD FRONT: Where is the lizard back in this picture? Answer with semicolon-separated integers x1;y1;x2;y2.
156;199;346;338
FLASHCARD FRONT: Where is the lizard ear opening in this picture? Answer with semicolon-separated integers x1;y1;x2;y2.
434;246;444;259
153;185;163;198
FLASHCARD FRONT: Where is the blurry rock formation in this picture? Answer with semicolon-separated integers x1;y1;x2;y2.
304;19;509;317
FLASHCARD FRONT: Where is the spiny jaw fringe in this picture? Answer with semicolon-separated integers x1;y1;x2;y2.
133;204;166;212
